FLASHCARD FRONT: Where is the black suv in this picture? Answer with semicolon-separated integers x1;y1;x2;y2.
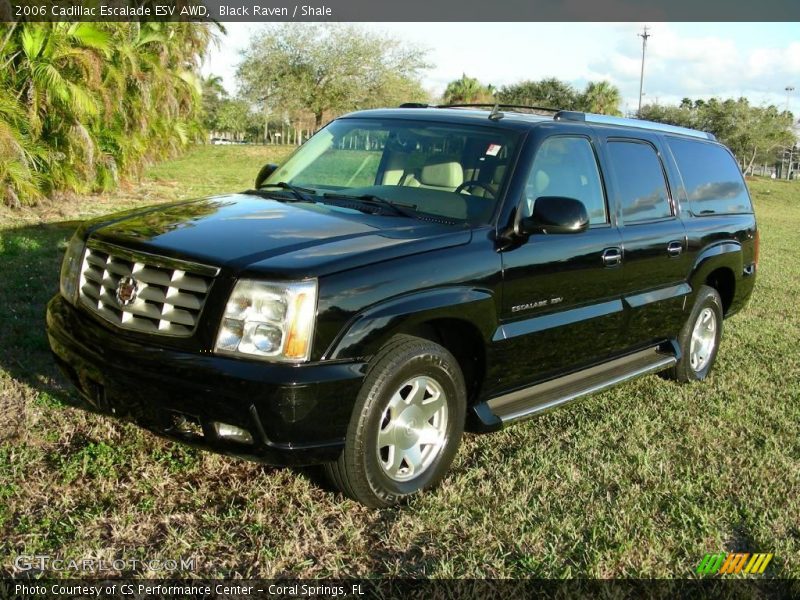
47;105;758;507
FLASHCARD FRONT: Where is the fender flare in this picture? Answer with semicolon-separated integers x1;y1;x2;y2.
688;241;742;299
324;286;498;360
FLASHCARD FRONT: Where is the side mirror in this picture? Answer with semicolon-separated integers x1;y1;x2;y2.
254;163;278;189
519;196;589;235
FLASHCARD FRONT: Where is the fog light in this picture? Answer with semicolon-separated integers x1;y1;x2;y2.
213;422;254;444
170;413;203;437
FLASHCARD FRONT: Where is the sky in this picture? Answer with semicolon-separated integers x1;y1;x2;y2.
202;22;800;114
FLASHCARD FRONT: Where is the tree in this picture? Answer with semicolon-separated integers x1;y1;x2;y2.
442;74;494;104
640;97;796;174
237;24;429;130
579;81;622;115
201;74;228;131
0;22;217;206
215;99;254;140
496;78;580;110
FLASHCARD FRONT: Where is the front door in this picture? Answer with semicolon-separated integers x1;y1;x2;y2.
495;134;627;393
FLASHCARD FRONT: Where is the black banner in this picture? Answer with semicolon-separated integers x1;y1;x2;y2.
2;579;800;600
3;0;800;22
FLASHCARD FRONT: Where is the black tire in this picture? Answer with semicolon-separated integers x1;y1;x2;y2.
325;335;466;508
667;285;724;383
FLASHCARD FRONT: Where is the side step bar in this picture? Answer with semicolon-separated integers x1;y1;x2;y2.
478;346;678;426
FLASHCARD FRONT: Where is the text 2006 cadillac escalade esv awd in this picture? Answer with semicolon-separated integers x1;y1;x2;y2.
47;105;757;507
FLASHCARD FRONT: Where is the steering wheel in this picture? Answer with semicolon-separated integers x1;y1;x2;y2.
455;180;497;199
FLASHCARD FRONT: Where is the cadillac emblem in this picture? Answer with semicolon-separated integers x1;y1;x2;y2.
116;275;139;307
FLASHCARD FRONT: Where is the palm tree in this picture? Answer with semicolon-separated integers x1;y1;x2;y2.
4;23;110;194
0;23;217;206
201;74;228;132
580;81;623;116
443;74;494;104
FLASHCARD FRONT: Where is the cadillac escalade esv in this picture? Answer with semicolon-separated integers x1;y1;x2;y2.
47;105;758;507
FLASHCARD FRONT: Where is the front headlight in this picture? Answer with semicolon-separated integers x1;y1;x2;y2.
59;234;85;305
214;279;318;362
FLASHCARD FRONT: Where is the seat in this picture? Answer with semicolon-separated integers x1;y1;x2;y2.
404;160;464;192
525;163;583;216
470;164;507;198
381;152;408;185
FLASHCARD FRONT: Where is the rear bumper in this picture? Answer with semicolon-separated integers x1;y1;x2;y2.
46;294;366;466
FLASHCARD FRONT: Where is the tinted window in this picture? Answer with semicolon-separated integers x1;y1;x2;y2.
668;137;752;215
266;118;521;224
523;137;607;224
607;141;672;222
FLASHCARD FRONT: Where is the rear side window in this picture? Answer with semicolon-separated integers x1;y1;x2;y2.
607;141;672;223
667;137;753;215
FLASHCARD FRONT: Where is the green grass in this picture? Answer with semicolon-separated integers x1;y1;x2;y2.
1;145;798;578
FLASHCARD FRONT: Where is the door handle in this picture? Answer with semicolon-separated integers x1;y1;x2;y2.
667;241;683;257
602;247;622;267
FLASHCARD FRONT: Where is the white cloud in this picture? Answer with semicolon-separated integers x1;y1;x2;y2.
590;24;800;110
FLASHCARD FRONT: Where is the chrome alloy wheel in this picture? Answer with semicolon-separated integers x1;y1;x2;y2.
376;376;448;482
689;307;717;372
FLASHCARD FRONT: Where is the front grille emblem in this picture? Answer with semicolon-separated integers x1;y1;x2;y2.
116;275;139;306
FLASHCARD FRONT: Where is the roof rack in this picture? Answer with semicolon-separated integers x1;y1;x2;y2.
436;103;560;114
396;103;716;140
555;110;717;141
399;102;558;114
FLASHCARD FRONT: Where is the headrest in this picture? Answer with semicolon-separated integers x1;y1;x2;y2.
420;161;464;188
533;169;550;193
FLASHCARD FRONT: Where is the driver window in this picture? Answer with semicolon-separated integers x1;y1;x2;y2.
522;137;607;225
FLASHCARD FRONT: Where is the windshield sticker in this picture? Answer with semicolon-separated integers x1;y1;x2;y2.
486;143;502;156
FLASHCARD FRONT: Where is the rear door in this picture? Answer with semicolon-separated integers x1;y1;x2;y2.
496;133;626;392
599;135;691;347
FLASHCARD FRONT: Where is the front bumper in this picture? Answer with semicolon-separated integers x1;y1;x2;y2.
46;294;366;466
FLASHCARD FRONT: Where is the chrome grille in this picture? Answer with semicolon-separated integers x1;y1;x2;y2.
79;240;218;337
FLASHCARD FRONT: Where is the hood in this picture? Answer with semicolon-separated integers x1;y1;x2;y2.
89;194;472;276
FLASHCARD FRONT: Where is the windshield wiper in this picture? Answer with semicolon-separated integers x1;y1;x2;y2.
245;182;316;203
321;192;418;218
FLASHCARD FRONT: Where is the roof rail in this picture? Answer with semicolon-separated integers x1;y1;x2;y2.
398;102;560;114
438;103;560;114
554;110;717;141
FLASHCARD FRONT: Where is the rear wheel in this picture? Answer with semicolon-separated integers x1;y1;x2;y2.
667;285;723;382
325;335;466;507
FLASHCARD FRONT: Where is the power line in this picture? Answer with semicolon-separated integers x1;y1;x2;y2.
637;26;651;117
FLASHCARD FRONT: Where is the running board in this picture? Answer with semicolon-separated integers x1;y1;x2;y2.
480;346;677;426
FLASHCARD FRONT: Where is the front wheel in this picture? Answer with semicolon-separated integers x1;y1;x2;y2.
325;335;466;508
667;285;724;383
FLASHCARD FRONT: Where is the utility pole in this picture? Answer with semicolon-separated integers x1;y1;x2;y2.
637;26;651;117
785;86;794;179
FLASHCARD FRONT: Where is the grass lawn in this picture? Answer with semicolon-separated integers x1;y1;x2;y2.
0;145;798;578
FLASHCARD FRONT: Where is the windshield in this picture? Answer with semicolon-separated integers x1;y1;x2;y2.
262;118;521;224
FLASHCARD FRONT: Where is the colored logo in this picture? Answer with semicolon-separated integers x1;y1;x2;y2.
696;552;773;575
116;275;139;307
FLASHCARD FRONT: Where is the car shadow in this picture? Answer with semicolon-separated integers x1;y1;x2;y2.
0;221;80;398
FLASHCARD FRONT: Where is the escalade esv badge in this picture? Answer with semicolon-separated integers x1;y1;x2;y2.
115;275;139;306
